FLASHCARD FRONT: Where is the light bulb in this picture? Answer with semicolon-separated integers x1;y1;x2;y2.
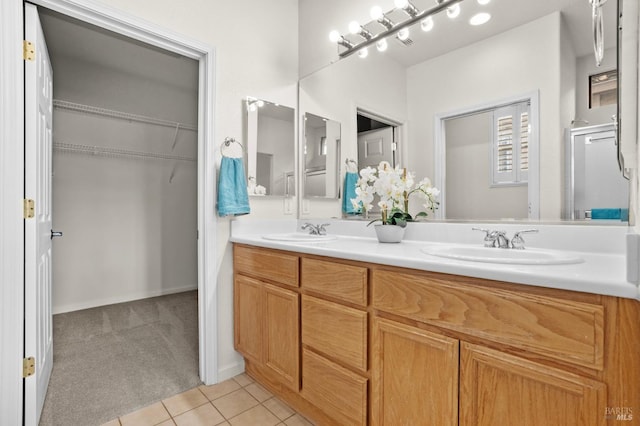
256;100;264;107
397;27;410;41
477;0;490;4
370;5;384;20
248;103;257;112
349;21;362;34
469;12;491;26
447;4;461;19
376;38;388;52
329;30;341;43
421;16;434;32
358;47;369;58
394;0;409;9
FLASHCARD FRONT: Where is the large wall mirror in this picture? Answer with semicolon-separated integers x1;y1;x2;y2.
245;97;295;197
303;112;341;198
298;0;635;224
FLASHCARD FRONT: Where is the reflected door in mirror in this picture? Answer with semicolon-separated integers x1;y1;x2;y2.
568;124;629;220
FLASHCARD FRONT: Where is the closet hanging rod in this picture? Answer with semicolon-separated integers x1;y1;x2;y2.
53;100;198;132
53;142;196;162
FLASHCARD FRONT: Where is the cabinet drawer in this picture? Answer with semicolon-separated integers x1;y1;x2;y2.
301;257;367;306
372;269;604;370
302;348;367;426
234;245;299;288
302;295;367;372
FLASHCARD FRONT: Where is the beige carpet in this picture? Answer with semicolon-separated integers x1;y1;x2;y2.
39;290;201;426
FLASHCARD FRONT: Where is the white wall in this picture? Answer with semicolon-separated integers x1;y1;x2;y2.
407;12;566;220
445;112;528;220
92;0;299;380
257;114;295;195
51;56;198;313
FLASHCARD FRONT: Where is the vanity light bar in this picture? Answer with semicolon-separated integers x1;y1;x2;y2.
336;0;465;60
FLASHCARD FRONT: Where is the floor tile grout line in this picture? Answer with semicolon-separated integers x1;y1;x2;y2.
112;374;313;426
218;388;263;422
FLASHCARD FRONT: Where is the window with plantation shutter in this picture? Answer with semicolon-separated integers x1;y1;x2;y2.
492;101;530;185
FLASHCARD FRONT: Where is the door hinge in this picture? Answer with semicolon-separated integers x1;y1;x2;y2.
391;142;398;151
24;199;35;219
23;40;35;61
23;357;35;378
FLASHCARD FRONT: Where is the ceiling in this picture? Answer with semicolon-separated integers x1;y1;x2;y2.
38;7;199;92
346;0;617;67
37;0;618;88
300;0;618;76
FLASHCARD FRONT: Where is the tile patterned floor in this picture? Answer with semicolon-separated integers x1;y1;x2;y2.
102;373;315;426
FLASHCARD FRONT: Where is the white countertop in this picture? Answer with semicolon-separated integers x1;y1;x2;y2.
231;219;639;300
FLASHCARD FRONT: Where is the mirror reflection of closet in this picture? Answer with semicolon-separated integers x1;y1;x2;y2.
357;112;398;170
304;112;340;198
245;98;295;197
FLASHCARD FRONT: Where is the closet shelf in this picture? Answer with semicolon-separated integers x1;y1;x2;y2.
53;100;198;132
53;142;196;162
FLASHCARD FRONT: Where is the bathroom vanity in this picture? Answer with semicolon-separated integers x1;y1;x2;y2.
232;222;639;425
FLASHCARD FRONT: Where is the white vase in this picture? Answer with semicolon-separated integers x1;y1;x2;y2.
374;224;405;243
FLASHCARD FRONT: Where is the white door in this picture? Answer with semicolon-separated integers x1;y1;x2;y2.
24;4;54;425
357;126;394;169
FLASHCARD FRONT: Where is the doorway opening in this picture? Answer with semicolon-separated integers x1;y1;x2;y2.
356;110;400;170
434;92;540;220
21;1;217;424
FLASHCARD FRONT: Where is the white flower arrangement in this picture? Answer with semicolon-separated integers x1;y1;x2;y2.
351;161;440;226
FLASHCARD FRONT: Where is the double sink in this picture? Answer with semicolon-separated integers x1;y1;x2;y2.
261;232;584;266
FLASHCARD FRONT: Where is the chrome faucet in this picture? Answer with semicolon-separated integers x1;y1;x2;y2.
492;231;510;249
301;222;330;235
473;228;538;249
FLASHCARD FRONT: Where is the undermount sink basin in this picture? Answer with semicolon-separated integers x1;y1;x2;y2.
262;233;338;243
421;244;584;265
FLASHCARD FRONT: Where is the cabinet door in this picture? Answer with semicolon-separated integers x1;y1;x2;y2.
460;342;607;426
371;318;459;426
234;275;263;364
264;283;300;390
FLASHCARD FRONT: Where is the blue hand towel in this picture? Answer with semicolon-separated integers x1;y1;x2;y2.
217;157;250;216
342;172;360;214
591;208;623;220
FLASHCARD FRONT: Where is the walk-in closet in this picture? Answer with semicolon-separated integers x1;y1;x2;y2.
37;8;201;425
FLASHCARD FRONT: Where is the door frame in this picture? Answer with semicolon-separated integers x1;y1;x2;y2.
433;91;540;220
0;1;218;424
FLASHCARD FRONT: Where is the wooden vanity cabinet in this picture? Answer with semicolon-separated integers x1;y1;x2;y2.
233;245;639;426
371;318;459;426
300;257;370;425
370;267;623;426
233;246;300;391
459;343;606;426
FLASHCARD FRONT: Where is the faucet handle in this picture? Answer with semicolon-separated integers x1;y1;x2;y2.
472;227;496;247
472;227;490;235
318;223;330;235
301;222;317;234
511;229;539;250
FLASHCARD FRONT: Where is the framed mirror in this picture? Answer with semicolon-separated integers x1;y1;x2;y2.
303;112;341;198
299;0;632;224
245;97;295;197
